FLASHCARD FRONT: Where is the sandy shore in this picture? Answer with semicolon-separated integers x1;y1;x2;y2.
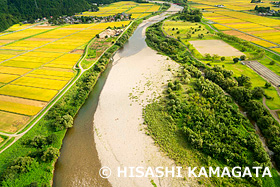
93;3;195;187
93;41;197;186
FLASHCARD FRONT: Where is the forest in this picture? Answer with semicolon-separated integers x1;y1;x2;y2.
0;0;93;31
0;0;147;32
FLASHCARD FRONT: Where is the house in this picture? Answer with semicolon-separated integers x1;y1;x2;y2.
215;5;225;8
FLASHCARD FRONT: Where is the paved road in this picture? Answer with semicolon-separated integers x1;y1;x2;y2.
0;19;135;154
201;20;218;32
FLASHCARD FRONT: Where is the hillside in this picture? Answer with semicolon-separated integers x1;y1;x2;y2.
0;0;92;31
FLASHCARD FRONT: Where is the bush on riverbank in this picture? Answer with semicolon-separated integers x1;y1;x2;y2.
0;17;142;187
145;19;280;187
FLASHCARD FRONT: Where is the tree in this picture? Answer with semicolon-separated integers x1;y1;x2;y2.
1;156;37;181
257;116;274;129
245;100;265;120
46;134;57;145
41;147;59;162
96;34;100;38
270;61;275;65
28;135;47;148
198;33;204;39
233;57;239;63
230;87;252;104
53;114;74;131
205;53;211;61
212;54;219;61
194;15;201;22
265;82;271;88
236;74;252;88
221;56;225;61
28;182;39;187
252;87;264;99
240;55;246;61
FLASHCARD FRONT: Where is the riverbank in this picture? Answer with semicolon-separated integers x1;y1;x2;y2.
92;4;197;186
0;17;142;187
144;17;280;186
94;44;192;187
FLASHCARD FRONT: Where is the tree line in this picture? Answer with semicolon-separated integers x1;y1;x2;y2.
0;18;141;186
205;66;280;169
0;0;149;32
146;19;280;186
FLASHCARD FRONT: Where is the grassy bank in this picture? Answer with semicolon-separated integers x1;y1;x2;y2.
161;17;280;110
0;18;143;186
145;19;280;187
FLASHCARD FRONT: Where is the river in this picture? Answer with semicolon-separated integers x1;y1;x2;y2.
53;3;183;187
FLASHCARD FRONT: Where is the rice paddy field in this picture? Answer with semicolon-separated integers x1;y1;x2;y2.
163;18;280;110
189;0;280;52
0;20;130;133
80;1;160;19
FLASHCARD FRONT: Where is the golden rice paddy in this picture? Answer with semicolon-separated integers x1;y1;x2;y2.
79;1;160;19
0;84;58;101
191;1;280;50
0;18;133;133
0;111;30;133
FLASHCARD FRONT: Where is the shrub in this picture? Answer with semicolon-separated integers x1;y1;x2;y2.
252;87;264;99
270;61;275;65
41;147;59;162
233;57;239;63
240;55;246;60
265;82;271;88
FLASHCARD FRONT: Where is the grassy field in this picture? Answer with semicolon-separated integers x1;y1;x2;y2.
81;37;115;69
210;61;280;109
163;18;280;110
164;20;215;40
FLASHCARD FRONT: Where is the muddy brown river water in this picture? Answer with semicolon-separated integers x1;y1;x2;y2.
52;3;182;186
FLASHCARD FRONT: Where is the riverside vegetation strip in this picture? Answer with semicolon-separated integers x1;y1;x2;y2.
0;2;171;186
144;8;280;187
0;21;130;134
162;18;280;110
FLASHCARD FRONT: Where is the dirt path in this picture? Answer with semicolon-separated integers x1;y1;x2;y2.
263;97;280;123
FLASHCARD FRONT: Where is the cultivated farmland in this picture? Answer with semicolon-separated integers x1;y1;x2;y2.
163;18;280;110
0;20;130;133
80;1;160;19
189;40;244;56
190;1;280;51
